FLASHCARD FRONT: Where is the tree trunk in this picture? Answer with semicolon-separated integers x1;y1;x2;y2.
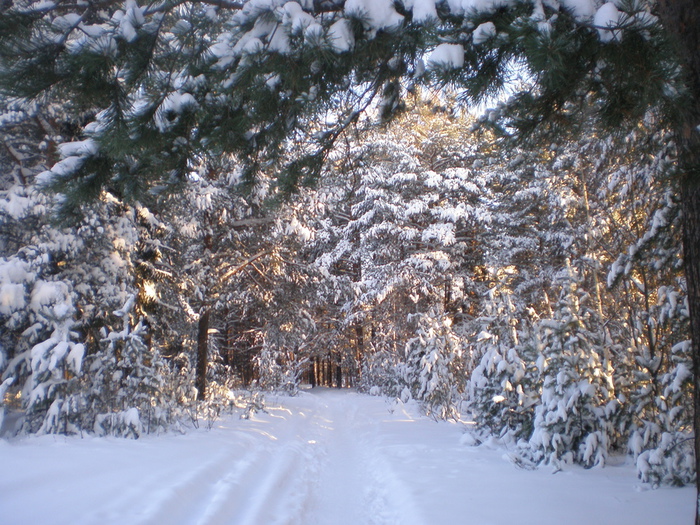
310;358;317;388
355;322;364;384
684;175;700;525
196;308;211;400
336;363;342;389
657;1;700;520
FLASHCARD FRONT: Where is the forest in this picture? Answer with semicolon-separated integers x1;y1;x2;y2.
0;0;696;497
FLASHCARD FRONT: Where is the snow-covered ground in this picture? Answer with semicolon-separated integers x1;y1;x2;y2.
1;389;693;525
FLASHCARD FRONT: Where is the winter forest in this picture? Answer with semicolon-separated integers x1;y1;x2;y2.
0;0;698;521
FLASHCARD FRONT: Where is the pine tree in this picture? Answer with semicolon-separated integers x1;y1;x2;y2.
634;339;694;487
309;104;489;392
86;295;168;437
524;263;614;469
625;281;694;486
24;282;85;435
468;280;537;441
403;309;464;420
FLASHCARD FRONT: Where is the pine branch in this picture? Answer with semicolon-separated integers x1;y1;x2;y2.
142;0;345;15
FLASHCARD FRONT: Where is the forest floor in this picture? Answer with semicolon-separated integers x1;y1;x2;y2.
0;388;693;525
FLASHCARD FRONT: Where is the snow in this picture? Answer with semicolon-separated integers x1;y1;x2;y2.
283;1;315;33
594;2;622;42
404;0;438;22
560;0;598;21
0;283;26;315
0;389;692;525
29;280;68;311
37;155;84;184
345;0;404;32
119;16;137;43
328;19;355;52
123;407;142;431
668;363;692;395
155;92;198;132
427;43;465;70
66;343;86;374
51;13;82;31
22;0;56;11
445;0;517;16
473;21;497;44
58;139;98;158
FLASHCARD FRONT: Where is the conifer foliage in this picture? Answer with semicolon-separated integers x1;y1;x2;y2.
524;264;614;469
468;281;535;442
89;295;167;437
403;309;464;419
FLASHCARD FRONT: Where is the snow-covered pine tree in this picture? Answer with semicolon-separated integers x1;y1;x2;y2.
256;339;307;396
620;261;694;486
0;101;130;435
468;278;536;441
0;97;178;435
150;164;279;399
0;1;681;207
214;189;325;391
24;281;85;435
634;338;694;487
310;102;488;392
524;263;614;469
359;338;404;397
597;125;693;485
402;309;464;420
472;100;692;482
87;295;167;438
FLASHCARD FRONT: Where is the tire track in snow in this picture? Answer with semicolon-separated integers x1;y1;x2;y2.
362;444;427;525
136;400;325;525
303;391;426;525
78;415;301;525
135;446;263;525
225;438;321;525
67;440;259;525
304;394;367;525
213;398;323;525
77;391;425;525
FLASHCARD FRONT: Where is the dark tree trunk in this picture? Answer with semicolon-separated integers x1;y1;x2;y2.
336;363;342;388
195;308;211;400
355;322;364;384
683;174;700;525
309;358;317;387
657;2;700;521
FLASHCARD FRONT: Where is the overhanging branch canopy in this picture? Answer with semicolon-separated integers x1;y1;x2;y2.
0;0;683;215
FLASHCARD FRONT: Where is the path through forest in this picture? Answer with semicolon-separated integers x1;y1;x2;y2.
0;389;693;525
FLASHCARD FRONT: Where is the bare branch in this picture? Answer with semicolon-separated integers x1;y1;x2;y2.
218;249;275;284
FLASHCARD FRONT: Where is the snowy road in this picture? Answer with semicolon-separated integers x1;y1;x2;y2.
0;389;693;525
